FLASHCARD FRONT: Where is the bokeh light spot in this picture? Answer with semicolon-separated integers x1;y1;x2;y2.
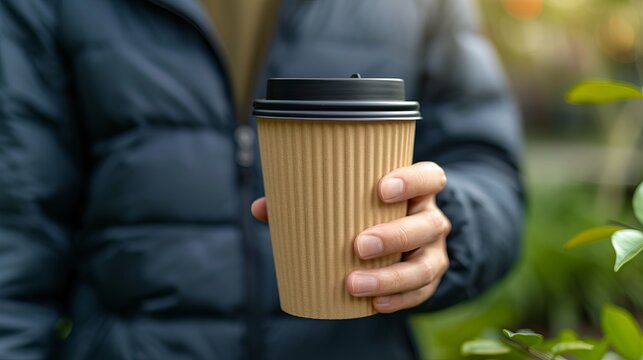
502;0;544;20
597;14;637;62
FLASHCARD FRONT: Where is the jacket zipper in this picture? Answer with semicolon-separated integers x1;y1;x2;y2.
141;1;261;359
235;125;261;359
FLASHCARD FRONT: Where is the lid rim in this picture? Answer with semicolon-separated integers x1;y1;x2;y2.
262;77;404;81
254;77;421;120
253;109;422;121
255;115;422;121
253;99;420;110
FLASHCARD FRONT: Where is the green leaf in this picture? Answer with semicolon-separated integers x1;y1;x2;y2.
601;304;642;360
537;329;579;349
566;80;643;104
634;182;643;226
574;339;609;360
551;341;594;355
461;339;511;356
502;329;544;347
557;329;579;341
565;226;623;250
611;229;643;271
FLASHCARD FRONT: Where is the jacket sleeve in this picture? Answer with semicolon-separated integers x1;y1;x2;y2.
0;1;82;357
412;0;524;311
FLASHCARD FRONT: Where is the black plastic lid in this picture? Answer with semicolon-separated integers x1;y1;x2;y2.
253;75;421;120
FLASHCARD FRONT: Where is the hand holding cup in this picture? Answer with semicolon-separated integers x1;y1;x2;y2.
252;161;451;314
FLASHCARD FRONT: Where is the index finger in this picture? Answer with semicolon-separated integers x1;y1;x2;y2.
378;162;446;203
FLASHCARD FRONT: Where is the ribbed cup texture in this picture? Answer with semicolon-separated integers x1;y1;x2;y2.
257;118;416;319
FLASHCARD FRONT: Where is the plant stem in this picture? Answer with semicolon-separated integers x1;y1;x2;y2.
607;219;643;231
500;339;565;360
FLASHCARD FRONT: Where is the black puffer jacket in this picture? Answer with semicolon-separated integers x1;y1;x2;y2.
0;0;523;359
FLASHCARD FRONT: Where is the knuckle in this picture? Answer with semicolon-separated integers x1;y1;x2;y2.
387;268;405;290
414;161;436;173
442;214;452;235
419;209;435;226
415;161;434;166
394;224;412;251
427;209;450;235
417;162;446;188
442;242;450;269
436;167;447;188
442;255;450;273
423;210;442;232
418;257;435;283
414;162;437;191
416;161;439;171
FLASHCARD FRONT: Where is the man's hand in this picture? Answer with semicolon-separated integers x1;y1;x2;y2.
251;161;451;313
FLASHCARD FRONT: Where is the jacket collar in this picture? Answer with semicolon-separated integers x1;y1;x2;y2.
142;0;235;111
143;0;215;40
141;0;293;124
142;0;294;64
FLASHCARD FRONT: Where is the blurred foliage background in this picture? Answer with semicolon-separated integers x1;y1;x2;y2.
411;0;643;358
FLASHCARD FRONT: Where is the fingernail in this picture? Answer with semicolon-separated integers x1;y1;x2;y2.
357;235;383;258
351;274;379;294
374;296;391;306
380;178;404;200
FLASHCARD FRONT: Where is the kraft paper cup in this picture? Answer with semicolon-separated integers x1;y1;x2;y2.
254;76;421;319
